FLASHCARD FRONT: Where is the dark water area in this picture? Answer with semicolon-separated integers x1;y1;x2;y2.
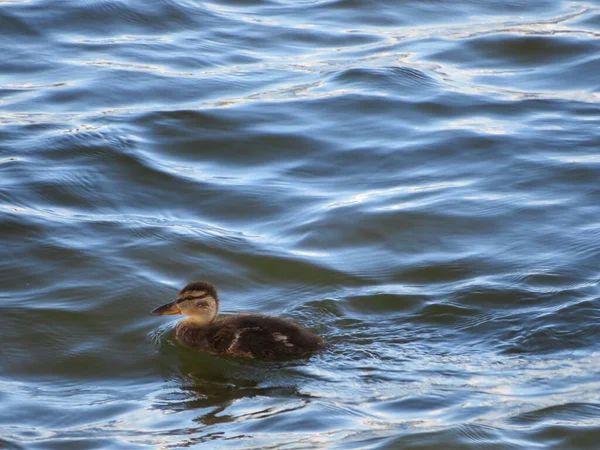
1;0;600;448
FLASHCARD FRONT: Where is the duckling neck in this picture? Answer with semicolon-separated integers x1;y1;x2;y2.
175;317;216;350
179;316;215;328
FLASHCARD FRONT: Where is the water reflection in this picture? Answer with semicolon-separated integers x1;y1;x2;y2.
3;0;600;447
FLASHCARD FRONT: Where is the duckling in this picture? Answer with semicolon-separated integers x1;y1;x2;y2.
151;281;325;360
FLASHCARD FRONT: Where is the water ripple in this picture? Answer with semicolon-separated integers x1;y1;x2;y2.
2;0;600;448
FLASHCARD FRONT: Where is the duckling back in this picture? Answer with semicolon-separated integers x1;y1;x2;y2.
176;314;325;360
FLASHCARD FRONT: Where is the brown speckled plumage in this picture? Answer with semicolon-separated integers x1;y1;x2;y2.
152;281;325;360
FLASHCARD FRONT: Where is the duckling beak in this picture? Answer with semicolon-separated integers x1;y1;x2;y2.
151;301;181;316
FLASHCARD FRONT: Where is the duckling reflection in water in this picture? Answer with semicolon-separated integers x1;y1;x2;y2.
151;281;325;360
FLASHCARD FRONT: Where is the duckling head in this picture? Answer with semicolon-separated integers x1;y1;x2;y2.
151;281;219;326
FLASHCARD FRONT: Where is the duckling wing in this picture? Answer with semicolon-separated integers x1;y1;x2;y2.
211;315;324;360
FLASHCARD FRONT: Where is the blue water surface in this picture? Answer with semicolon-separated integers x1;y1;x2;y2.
1;0;600;448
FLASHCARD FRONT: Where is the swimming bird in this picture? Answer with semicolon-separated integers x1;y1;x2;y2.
151;281;325;360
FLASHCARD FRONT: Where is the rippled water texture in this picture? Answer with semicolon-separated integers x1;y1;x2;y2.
1;0;600;448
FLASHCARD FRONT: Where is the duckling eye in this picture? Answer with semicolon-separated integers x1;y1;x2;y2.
177;292;209;303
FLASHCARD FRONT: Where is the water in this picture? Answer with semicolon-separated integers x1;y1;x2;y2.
1;0;599;448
